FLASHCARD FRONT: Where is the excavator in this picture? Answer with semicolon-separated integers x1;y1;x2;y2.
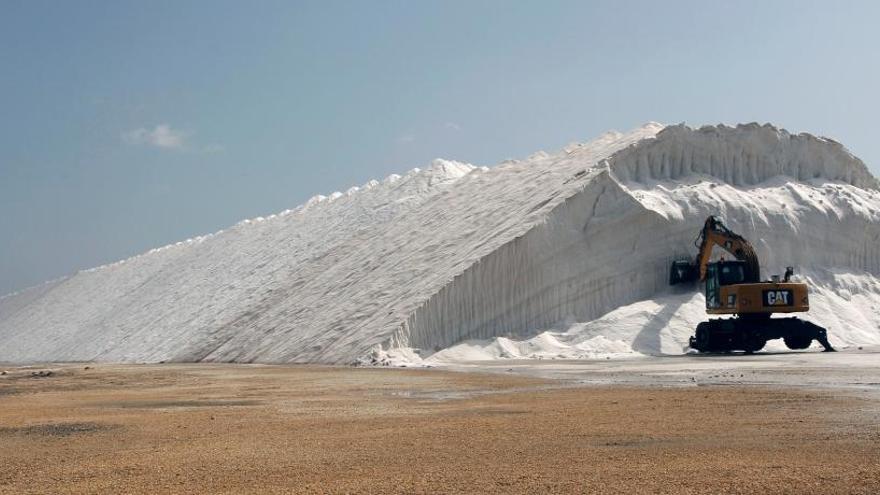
669;216;835;353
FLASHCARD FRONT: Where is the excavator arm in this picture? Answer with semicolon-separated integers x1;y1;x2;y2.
669;216;760;285
692;216;760;282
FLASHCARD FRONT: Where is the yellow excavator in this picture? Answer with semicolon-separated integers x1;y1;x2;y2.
670;216;834;353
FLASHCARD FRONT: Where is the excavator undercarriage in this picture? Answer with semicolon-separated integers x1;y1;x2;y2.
689;316;834;353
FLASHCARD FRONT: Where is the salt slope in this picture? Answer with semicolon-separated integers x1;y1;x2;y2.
178;125;662;363
2;123;879;365
394;124;880;363
0;125;660;364
0;160;476;363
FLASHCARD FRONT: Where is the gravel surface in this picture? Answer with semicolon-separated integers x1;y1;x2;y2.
0;363;878;494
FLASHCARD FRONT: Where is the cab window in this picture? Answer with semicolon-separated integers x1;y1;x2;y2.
718;263;745;286
705;264;719;308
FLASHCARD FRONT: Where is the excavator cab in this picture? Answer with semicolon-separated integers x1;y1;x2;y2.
704;260;747;309
714;260;747;285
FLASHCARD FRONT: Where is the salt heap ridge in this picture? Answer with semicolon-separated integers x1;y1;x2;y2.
1;123;878;364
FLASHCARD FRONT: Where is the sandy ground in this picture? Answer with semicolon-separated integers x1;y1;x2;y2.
1;362;879;494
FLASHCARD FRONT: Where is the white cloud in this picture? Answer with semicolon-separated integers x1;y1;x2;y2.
123;124;187;149
444;122;461;131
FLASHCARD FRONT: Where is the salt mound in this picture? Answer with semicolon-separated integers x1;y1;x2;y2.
1;123;878;365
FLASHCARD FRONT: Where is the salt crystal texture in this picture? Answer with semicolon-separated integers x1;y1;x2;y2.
1;123;879;365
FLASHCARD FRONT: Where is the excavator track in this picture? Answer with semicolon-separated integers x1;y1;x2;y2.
689;316;835;353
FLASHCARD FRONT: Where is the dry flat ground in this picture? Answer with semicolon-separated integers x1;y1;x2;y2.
0;364;878;494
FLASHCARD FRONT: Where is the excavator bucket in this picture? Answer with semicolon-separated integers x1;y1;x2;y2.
669;259;698;285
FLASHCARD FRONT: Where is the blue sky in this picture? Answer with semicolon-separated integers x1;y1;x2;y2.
2;0;879;295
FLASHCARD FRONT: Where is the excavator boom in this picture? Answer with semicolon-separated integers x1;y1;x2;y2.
693;216;760;283
670;216;760;284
